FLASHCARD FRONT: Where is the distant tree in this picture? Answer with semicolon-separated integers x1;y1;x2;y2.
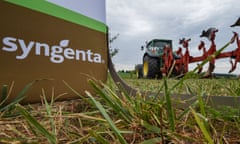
109;33;120;57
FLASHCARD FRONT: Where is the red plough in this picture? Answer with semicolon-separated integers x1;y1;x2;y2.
161;18;240;77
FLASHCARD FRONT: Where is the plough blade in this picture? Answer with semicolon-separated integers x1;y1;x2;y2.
168;23;240;77
203;63;215;78
230;17;240;27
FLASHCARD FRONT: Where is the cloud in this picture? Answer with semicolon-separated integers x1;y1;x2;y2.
107;0;240;74
107;1;154;36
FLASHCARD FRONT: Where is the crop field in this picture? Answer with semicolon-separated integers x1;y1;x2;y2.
0;73;240;143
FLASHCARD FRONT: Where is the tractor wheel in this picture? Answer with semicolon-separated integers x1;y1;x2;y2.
135;64;143;78
143;55;162;79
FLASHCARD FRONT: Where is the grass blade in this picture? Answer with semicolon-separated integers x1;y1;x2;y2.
0;80;36;112
190;107;213;144
0;85;8;106
88;79;132;123
142;120;161;133
0;85;8;101
89;130;109;144
16;104;56;144
86;91;128;144
163;77;175;132
140;137;162;144
42;89;56;134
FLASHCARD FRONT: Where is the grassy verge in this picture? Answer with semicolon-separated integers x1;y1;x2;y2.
0;76;240;143
125;78;240;96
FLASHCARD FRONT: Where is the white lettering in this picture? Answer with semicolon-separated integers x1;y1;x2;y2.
94;53;101;63
50;45;64;63
35;42;50;56
76;50;86;61
2;37;17;52
87;50;93;62
1;36;103;64
64;48;75;59
16;39;34;59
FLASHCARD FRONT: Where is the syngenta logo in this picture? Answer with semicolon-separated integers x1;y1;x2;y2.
1;36;104;64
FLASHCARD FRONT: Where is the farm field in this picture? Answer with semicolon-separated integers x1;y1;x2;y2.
0;73;240;143
126;77;240;97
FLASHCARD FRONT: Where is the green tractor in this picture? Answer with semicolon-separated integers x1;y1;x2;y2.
135;39;178;79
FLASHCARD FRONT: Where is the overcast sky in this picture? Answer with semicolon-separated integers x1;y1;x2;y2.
106;0;240;74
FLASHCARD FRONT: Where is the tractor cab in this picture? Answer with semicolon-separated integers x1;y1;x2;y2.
137;38;182;79
144;39;172;57
137;39;173;79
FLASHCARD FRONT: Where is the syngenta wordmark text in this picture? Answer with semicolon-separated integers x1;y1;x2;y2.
1;36;104;64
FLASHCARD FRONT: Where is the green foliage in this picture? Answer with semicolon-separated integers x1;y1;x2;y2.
190;107;214;144
163;77;175;132
0;81;36;113
86;91;128;144
16;104;57;144
1;77;240;143
208;106;240;121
